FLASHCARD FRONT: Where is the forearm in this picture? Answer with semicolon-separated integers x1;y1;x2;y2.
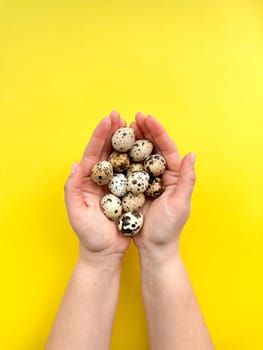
46;251;122;350
139;246;214;350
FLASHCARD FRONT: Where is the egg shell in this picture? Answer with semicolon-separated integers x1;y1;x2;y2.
100;194;122;220
111;127;135;152
145;177;165;198
129;140;154;162
118;211;144;236
126;163;144;177
108;151;130;172
127;171;150;195
144;154;166;177
90;160;113;185
108;173;128;197
122;192;145;212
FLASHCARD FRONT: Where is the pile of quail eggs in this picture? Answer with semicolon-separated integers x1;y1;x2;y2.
90;127;166;236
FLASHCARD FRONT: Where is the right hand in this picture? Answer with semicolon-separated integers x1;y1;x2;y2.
64;111;131;264
130;113;197;259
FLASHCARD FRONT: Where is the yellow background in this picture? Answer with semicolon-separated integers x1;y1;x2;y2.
0;0;262;349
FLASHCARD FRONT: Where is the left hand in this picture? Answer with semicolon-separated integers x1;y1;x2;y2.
130;113;196;259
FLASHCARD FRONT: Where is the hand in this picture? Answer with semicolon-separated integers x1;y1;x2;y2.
130;113;196;258
64;111;130;263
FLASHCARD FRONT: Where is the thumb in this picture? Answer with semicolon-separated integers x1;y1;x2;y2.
64;162;85;216
173;153;196;205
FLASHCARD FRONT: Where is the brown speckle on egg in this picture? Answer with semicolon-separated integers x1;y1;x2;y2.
145;177;165;198
111;127;135;152
144;154;166;177
90;161;113;185
118;211;144;236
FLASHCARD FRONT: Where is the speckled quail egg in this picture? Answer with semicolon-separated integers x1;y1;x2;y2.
145;177;165;198
144;154;166;177
129;140;154;162
108;173;127;197
126;163;144;177
108;151;130;173
111;127;135;152
122;192;145;212
118;211;144;236
100;194;122;220
127;171;150;194
90;160;113;185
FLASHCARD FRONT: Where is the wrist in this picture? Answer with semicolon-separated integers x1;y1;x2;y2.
137;238;181;267
78;243;123;272
138;246;185;295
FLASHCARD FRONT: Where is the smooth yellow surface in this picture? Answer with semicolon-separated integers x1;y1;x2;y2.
0;1;263;349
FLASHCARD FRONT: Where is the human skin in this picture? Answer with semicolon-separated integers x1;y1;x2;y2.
130;112;215;350
46;111;214;350
45;111;130;350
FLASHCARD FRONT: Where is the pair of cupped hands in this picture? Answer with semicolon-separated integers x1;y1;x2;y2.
64;111;196;263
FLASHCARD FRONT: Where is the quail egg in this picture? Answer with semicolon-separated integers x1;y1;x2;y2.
122;192;145;212
118;211;144;236
145;177;165;198
108;151;130;173
90;160;113;185
111;127;135;152
100;194;122;220
126;163;144;177
108;173;127;197
129;140;153;162
144;154;166;177
127;171;150;194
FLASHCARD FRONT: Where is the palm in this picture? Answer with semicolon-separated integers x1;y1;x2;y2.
132;169;185;248
77;177;129;254
130;113;187;249
65;112;130;257
66;112;189;256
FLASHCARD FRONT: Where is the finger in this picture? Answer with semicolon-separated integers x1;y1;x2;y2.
80;116;111;175
144;115;181;171
135;112;162;153
64;163;86;218
134;112;146;136
135;112;150;138
130;121;144;139
101;110;121;159
172;153;196;205
120;119;126;127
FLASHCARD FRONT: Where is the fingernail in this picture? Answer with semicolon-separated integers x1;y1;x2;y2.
190;153;196;166
71;162;77;175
